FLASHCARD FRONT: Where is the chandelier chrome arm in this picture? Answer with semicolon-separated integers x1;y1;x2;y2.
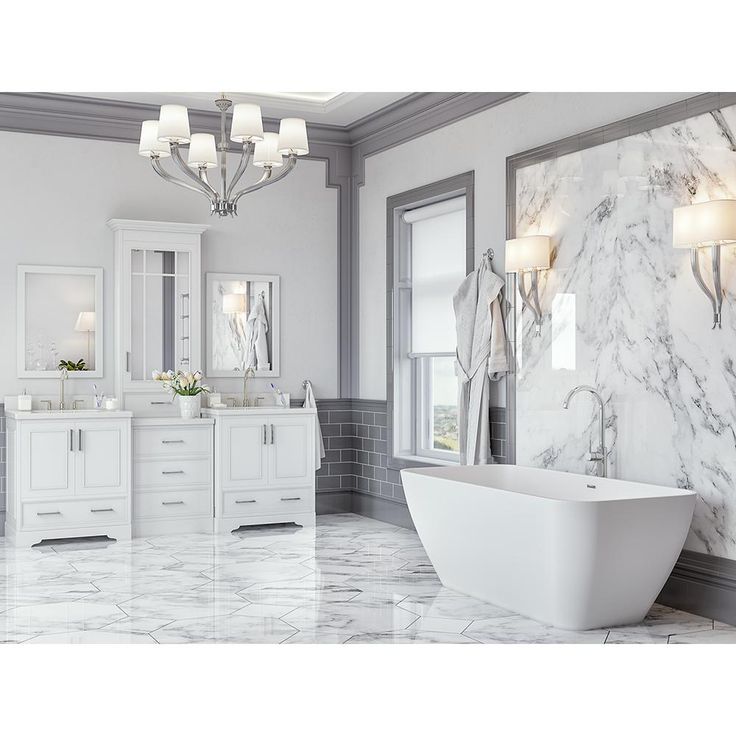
232;154;298;205
150;156;211;196
169;143;219;202
226;143;255;200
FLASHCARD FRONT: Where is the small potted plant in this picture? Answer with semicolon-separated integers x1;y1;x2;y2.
152;370;211;419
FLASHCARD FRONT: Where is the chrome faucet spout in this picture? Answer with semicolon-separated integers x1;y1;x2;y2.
562;385;608;478
59;367;68;411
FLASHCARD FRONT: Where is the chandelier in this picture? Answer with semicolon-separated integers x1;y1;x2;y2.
138;94;309;218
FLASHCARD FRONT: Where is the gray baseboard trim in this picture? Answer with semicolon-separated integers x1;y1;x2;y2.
316;491;353;515
350;491;416;530
658;549;736;626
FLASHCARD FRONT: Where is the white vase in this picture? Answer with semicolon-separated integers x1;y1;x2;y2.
178;394;200;419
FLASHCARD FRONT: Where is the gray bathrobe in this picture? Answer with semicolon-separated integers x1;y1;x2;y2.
453;257;508;465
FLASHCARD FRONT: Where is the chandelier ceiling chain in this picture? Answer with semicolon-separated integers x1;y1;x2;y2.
138;94;310;218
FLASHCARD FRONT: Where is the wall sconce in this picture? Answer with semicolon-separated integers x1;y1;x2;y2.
673;199;736;329
505;235;551;335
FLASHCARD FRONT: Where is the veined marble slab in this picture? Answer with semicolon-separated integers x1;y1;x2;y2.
514;104;736;559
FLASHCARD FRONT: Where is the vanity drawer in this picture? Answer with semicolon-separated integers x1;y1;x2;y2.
134;489;212;520
124;394;179;417
22;497;128;530
134;458;211;489
222;489;314;518
134;425;212;458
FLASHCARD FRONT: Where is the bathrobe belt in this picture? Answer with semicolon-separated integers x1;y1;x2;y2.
456;341;492;385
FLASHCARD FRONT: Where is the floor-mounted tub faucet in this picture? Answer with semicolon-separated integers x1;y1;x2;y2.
562;385;607;478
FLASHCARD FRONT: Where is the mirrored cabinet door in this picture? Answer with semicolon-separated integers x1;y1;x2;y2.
109;220;207;406
129;248;191;380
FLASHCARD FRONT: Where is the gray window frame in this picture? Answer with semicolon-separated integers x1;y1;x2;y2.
386;171;475;471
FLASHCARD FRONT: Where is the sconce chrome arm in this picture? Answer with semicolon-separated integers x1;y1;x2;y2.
517;270;544;335
151;156;210;197
232;154;297;205
690;245;723;329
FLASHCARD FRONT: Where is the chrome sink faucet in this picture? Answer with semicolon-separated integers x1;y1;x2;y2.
59;366;68;410
562;385;608;478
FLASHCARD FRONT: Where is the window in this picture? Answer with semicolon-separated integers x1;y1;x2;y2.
389;175;473;466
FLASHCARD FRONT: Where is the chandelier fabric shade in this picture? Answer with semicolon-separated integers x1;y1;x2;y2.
139;121;171;158
157;105;191;144
231;103;265;143
138;94;310;218
187;133;218;168
254;133;284;168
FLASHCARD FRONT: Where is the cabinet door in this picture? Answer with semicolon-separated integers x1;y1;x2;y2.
20;422;74;497
75;420;128;496
221;417;268;490
267;416;314;488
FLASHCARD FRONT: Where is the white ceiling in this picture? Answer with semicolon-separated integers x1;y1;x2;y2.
75;92;411;127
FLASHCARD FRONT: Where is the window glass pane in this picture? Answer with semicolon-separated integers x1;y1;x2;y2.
431;356;458;452
411;206;466;353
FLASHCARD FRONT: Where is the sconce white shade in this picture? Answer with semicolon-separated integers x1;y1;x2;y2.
187;133;218;168
277;118;309;155
672;199;736;248
505;235;551;272
230;103;264;143
222;293;247;314
138;121;171;158
74;311;96;332
253;133;284;168
157;104;191;144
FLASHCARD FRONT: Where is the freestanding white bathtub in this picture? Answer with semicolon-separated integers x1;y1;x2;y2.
401;464;696;631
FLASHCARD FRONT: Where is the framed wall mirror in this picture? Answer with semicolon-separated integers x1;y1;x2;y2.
206;272;280;378
17;265;104;378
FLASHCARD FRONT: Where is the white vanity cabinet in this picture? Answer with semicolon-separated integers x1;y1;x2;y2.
5;410;132;546
204;408;316;533
132;418;214;536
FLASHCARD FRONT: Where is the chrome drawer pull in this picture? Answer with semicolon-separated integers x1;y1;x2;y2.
37;511;62;516
69;428;74;452
78;428;83;451
161;440;185;444
262;424;267;445
162;470;185;475
281;497;302;501
235;499;257;504
91;508;114;513
162;500;185;506
150;401;169;405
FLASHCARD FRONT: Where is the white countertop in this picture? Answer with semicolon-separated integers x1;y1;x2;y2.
6;409;133;420
133;417;215;426
202;406;316;416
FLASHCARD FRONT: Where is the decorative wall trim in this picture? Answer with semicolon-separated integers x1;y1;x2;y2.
504;91;736;467
385;172;475;472
658;550;736;626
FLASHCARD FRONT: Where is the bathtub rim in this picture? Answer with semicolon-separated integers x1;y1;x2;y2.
400;464;698;504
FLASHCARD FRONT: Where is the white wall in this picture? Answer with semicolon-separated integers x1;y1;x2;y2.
357;92;693;400
0;130;339;402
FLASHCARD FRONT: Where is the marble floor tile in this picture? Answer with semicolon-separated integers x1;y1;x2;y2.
118;589;250;620
464;616;609;644
281;600;419;637
0;514;728;644
669;629;736;644
25;630;156;644
345;630;477;644
406;616;472;634
151;614;297;644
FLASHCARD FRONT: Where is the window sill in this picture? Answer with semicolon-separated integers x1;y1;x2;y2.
394;454;459;468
